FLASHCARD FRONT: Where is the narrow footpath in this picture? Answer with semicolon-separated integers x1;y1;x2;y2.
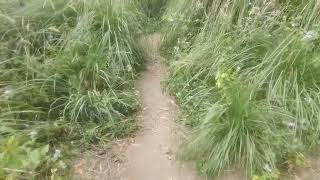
73;33;246;180
119;33;201;180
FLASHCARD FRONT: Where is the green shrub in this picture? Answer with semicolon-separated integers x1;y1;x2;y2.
0;0;143;178
180;82;293;177
163;0;320;178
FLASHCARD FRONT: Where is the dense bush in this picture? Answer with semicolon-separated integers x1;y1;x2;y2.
0;0;143;178
162;0;320;178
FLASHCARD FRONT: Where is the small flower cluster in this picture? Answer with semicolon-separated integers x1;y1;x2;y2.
215;70;234;89
303;31;318;41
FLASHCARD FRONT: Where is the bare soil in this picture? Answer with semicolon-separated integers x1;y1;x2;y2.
116;33;202;180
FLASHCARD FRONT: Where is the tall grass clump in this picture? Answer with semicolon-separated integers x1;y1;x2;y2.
160;0;215;59
0;0;143;178
163;0;320;178
134;0;168;33
137;0;167;19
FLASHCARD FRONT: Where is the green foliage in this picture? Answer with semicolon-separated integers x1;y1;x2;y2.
163;0;320;178
136;0;167;19
0;0;144;178
0;136;50;179
180;82;293;176
161;0;208;59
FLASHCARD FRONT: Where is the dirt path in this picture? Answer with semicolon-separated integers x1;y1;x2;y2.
72;33;201;180
116;33;202;180
74;33;246;180
73;33;320;180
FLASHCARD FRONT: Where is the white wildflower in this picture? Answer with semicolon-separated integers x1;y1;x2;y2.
4;89;12;95
304;97;312;103
287;122;296;129
236;66;241;72
263;164;272;173
271;10;280;17
127;65;132;72
52;149;61;161
195;1;203;9
249;7;260;16
303;31;318;41
291;23;299;27
29;130;38;138
3;86;13;99
59;161;67;169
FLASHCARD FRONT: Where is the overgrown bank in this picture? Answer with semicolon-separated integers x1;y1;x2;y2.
162;0;320;179
2;0;320;179
0;0;146;179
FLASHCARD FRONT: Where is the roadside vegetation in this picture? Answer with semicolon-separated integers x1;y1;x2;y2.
137;0;167;33
0;0;147;179
2;0;320;179
162;0;320;179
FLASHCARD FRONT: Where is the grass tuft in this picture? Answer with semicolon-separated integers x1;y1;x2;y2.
0;0;145;178
163;0;320;178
